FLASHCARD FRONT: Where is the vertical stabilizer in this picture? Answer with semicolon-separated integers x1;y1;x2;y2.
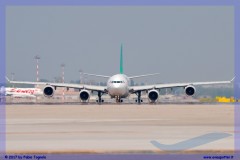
120;44;123;74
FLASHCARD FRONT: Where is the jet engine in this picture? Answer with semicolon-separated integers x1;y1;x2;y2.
79;89;90;102
185;85;196;96
148;89;159;102
43;85;55;97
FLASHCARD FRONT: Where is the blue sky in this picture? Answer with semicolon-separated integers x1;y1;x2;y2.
6;6;234;84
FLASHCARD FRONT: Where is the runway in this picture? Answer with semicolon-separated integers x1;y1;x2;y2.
5;104;234;154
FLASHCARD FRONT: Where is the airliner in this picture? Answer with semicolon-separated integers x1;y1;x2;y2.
6;45;234;103
0;87;42;98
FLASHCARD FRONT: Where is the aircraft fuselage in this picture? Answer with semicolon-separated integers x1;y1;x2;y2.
107;74;130;98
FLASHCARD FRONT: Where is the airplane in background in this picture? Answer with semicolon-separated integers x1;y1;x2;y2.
0;86;5;102
0;87;42;98
6;45;234;104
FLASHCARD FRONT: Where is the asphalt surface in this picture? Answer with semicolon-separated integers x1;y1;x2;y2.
5;104;234;154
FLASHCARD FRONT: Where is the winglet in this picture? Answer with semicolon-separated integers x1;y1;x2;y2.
5;76;10;82
230;77;235;82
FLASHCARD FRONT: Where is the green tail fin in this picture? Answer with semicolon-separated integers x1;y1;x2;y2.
120;44;123;74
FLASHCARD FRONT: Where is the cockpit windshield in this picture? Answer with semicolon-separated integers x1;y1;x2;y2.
111;81;124;83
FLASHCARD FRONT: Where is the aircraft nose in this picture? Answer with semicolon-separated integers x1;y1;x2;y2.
114;85;126;94
113;84;121;88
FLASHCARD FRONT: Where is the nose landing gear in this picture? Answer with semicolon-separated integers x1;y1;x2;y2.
115;96;123;103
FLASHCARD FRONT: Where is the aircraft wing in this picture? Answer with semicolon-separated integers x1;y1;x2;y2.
7;79;107;92
129;78;234;93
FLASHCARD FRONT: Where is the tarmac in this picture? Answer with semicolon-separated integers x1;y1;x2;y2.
5;104;235;154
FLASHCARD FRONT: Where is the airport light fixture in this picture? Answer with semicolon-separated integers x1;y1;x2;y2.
61;63;65;83
79;69;83;84
34;55;40;82
61;63;65;101
11;72;15;87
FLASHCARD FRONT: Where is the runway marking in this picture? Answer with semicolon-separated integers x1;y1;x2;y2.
150;132;232;151
6;130;139;135
6;118;175;124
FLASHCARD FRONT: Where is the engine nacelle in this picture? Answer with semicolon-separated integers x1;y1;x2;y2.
79;89;90;102
185;85;196;96
148;89;159;102
43;85;55;97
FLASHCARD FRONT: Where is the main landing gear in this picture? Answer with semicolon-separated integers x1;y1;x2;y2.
96;91;104;104
135;91;143;104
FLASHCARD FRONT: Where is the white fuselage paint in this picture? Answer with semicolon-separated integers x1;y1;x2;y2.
0;87;43;98
107;74;130;98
